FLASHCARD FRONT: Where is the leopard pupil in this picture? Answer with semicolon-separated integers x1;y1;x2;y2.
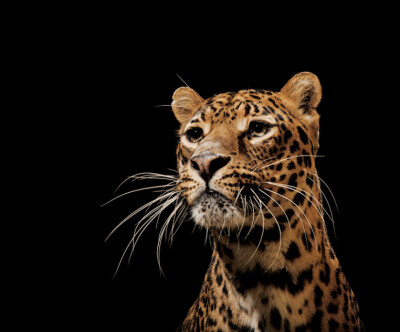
191;128;201;138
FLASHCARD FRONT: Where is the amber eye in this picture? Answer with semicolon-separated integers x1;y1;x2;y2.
248;121;271;137
186;127;203;143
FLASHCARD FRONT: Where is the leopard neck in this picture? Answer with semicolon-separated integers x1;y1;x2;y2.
208;189;341;330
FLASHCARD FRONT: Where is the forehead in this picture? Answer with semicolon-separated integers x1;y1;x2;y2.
190;89;292;126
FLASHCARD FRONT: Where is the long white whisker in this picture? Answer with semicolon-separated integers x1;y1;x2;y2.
307;171;340;212
264;181;331;226
306;174;336;239
129;194;181;261
157;200;184;274
105;190;179;242
257;195;282;273
244;189;265;264
264;181;328;243
102;183;176;207
259;187;317;250
258;154;325;171
257;188;292;233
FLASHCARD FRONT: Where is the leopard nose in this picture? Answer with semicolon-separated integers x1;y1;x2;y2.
190;154;231;182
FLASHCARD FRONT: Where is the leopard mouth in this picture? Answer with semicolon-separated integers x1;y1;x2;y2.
191;189;240;228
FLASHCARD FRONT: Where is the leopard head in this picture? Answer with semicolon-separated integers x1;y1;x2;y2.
171;72;322;231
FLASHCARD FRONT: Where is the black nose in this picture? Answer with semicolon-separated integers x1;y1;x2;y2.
190;154;231;182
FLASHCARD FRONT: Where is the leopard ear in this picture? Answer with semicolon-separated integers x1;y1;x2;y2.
171;87;204;125
280;72;322;151
280;72;322;116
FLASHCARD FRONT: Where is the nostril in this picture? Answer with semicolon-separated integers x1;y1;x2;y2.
208;156;231;177
191;159;200;172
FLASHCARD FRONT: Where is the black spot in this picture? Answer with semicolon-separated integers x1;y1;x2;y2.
214;259;220;274
284;130;293;143
290;140;300;153
343;293;349;317
306;176;314;188
268;97;279;109
293;191;306;206
286;209;294;220
228;321;240;330
270;308;282;330
328;302;339;314
278;188;286;195
207;317;217;327
297;155;303;166
227;306;233;319
329;319;340;332
319;262;331;285
314;285;324;307
222;283;229;296
216;274;223;286
297;126;308;144
286;305;292;314
284;319;291;332
238;326;254;332
309;310;323;332
261;297;269;305
245;104;251;116
287;161;295;170
288;173;298;188
260;266;313;295
284;241;301;261
302;149;311;167
235;263;262;290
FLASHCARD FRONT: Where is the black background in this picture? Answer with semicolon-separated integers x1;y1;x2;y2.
24;9;397;331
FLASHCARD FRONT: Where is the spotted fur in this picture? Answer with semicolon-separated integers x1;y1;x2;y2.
171;72;363;332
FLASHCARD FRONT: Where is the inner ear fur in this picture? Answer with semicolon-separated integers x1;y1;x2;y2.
171;87;204;125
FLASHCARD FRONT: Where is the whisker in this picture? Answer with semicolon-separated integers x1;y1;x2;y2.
306;174;336;238
264;181;329;242
257;188;292;233
130;194;181;257
105;190;179;242
244;189;266;264
102;183;176;207
157;200;185;274
257;154;326;171
129;172;178;182
259;187;317;250
257;196;282;273
307;171;340;212
264;181;331;225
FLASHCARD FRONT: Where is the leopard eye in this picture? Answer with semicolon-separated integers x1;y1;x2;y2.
185;127;203;143
248;121;271;137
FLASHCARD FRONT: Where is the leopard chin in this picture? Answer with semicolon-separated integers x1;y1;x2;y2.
191;190;241;228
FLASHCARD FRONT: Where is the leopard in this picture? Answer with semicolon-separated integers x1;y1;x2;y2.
167;72;364;331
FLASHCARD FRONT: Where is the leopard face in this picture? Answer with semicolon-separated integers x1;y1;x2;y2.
172;73;321;232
